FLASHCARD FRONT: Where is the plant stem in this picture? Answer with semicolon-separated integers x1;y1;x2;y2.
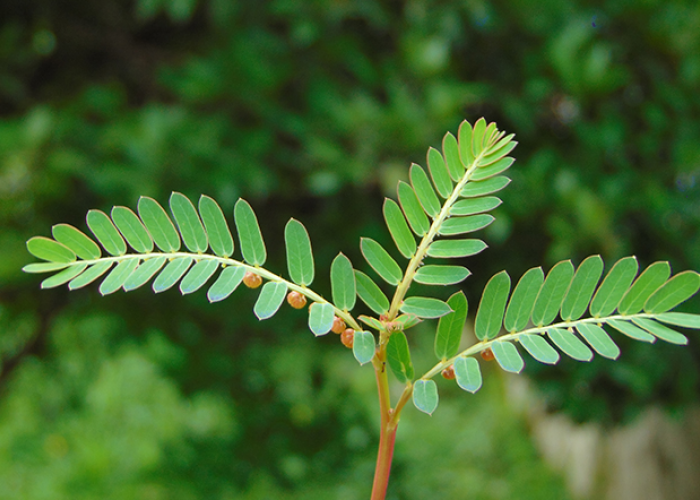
370;344;397;500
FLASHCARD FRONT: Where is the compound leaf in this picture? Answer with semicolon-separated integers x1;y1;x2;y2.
199;195;234;257
413;379;438;415
435;291;468;360
138;197;181;252
590;256;638;317
561;255;604;321
180;259;219;295
414;265;471;286
361;238;402;285
170;192;208;253
308;302;335;336
234;198;267;266
387;332;414;383
207;265;246;303
87;210;127;256
355;270;390;315
531;260;574;326
254;281;287;320
331;253;356;311
475;270;510;340
454;356;482;393
285;218;315;286
504;267;544;332
111;207;154;253
51;224;101;260
383;198;416;258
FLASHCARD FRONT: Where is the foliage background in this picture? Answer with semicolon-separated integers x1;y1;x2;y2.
1;0;699;498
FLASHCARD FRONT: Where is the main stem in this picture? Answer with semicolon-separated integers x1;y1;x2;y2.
370;344;395;500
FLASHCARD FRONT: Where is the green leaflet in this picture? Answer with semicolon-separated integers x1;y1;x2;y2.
413;379;439;415
207;265;246;303
644;271;700;313
450;197;502;216
123;256;166;291
383;198;416;258
398;181;429;236
491;341;524;373
27;236;76;263
471;157;514;181
100;259;140;295
438;214;494;235
410;164;441;217
504;267;544;333
460;176;511;198
656;312;700;329
458;120;475;167
618;261;670;314
481;122;498;151
353;330;375;365
111;207;154;253
170;192;208;253
475;270;510;341
354;270;390;315
199;195;234;257
590;256;638;317
331;253;356;311
561;255;603;321
434;291;468;360
400;297;452;319
480;134;517;165
454;356;482;393
632;317;688;345
576;323;620;359
22;262;71;273
471;118;486;157
138;197;181;252
234;198;267;266
254;281;287;320
285;218;315;286
360;238;402;285
387;332;414;383
426;239;487;258
607;318;655;343
531;260;574;327
180;259;219;295
414;265;471;286
427;147;453;198
547;328;593;361
69;261;113;290
308;302;335;336
153;257;193;293
359;315;384;331
52;224;101;260
518;335;559;365
87;210;127;256
41;263;88;289
442;132;463;181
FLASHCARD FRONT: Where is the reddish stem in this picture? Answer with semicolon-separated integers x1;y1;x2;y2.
370;420;398;500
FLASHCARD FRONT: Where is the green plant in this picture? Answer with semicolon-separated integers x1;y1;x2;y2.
23;119;700;500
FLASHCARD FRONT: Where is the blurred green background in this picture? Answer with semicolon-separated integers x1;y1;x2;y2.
2;0;699;498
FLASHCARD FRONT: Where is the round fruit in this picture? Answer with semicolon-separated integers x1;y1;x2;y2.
441;365;456;380
331;316;346;334
243;271;262;289
341;328;354;348
286;291;307;309
481;347;495;361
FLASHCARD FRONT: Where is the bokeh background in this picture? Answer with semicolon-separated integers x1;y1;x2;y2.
2;1;700;499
